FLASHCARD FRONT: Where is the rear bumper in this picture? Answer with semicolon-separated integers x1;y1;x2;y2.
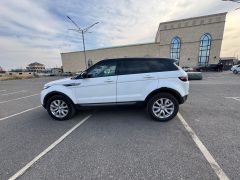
180;95;188;104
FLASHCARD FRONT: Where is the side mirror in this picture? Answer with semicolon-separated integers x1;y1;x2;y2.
81;71;88;79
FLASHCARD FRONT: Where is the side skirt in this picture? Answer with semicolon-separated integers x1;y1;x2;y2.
75;101;145;110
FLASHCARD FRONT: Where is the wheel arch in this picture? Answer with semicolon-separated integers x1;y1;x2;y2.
43;91;75;108
145;87;184;105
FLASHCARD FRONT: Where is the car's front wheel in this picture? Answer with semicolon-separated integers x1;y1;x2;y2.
46;95;76;121
147;93;179;122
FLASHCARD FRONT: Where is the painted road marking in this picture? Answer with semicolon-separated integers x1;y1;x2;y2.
0;94;39;104
0;106;41;121
1;90;26;96
225;97;240;102
9;114;92;180
177;113;229;180
0;90;7;92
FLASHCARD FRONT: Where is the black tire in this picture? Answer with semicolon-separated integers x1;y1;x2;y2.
233;70;238;74
147;93;179;122
46;95;76;121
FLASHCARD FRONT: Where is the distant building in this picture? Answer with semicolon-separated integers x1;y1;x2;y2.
0;66;6;77
26;62;45;73
0;66;5;73
51;67;63;75
62;12;228;73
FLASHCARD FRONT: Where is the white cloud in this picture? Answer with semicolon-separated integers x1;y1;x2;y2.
0;0;61;34
0;36;61;69
0;0;239;70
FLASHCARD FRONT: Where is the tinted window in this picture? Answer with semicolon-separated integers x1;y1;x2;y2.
118;59;178;75
148;60;178;72
87;61;117;78
118;60;150;75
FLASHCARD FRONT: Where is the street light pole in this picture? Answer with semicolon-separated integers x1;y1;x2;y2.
81;31;87;68
67;16;99;69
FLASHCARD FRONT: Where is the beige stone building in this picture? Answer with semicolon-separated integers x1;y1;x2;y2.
26;62;45;73
61;12;227;73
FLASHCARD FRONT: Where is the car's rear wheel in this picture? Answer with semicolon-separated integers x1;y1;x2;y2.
147;93;179;122
46;95;76;121
233;70;238;74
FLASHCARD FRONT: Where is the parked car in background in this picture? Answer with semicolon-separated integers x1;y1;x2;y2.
41;58;189;122
231;64;240;74
62;72;73;76
182;66;193;72
195;64;219;72
75;71;83;75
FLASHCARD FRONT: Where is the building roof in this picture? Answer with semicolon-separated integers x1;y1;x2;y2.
28;62;44;66
61;42;157;54
160;12;227;25
155;12;227;42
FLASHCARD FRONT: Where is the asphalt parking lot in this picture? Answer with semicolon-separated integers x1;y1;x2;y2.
0;72;239;180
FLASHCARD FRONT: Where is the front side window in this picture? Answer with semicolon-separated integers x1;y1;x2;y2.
170;37;181;64
199;33;211;66
87;61;117;78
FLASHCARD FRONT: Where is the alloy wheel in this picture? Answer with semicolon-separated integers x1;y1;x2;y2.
50;100;69;118
152;98;175;118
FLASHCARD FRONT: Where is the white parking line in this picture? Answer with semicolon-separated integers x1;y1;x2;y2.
0;90;7;92
0;106;41;121
9;114;92;180
0;94;39;104
225;97;240;102
177;113;229;180
1;90;26;96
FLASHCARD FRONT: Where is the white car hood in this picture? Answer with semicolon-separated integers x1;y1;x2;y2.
45;78;73;87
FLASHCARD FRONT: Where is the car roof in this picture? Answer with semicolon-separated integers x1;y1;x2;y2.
100;58;177;63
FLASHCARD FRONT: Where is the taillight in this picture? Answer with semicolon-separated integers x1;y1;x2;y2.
179;76;188;82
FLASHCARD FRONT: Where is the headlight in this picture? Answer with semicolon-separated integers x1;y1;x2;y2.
43;85;51;90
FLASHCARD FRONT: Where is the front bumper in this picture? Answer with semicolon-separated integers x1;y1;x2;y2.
40;90;48;108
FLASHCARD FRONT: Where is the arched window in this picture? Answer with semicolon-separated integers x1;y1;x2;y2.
199;33;211;66
170;37;181;63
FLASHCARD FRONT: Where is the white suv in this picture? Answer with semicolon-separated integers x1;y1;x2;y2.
41;58;189;122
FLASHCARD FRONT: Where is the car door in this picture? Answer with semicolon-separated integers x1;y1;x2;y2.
74;60;117;104
116;59;158;102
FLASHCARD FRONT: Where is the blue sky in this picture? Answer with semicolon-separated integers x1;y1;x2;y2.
0;0;239;70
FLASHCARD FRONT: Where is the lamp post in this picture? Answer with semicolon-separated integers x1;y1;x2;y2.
67;16;99;69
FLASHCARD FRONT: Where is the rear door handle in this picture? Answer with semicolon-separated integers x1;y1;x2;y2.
143;76;154;79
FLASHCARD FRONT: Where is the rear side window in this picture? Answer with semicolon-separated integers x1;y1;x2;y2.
118;60;150;75
118;59;178;75
148;60;178;72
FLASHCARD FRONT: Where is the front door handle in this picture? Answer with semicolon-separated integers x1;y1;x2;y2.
105;80;114;83
64;83;81;87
